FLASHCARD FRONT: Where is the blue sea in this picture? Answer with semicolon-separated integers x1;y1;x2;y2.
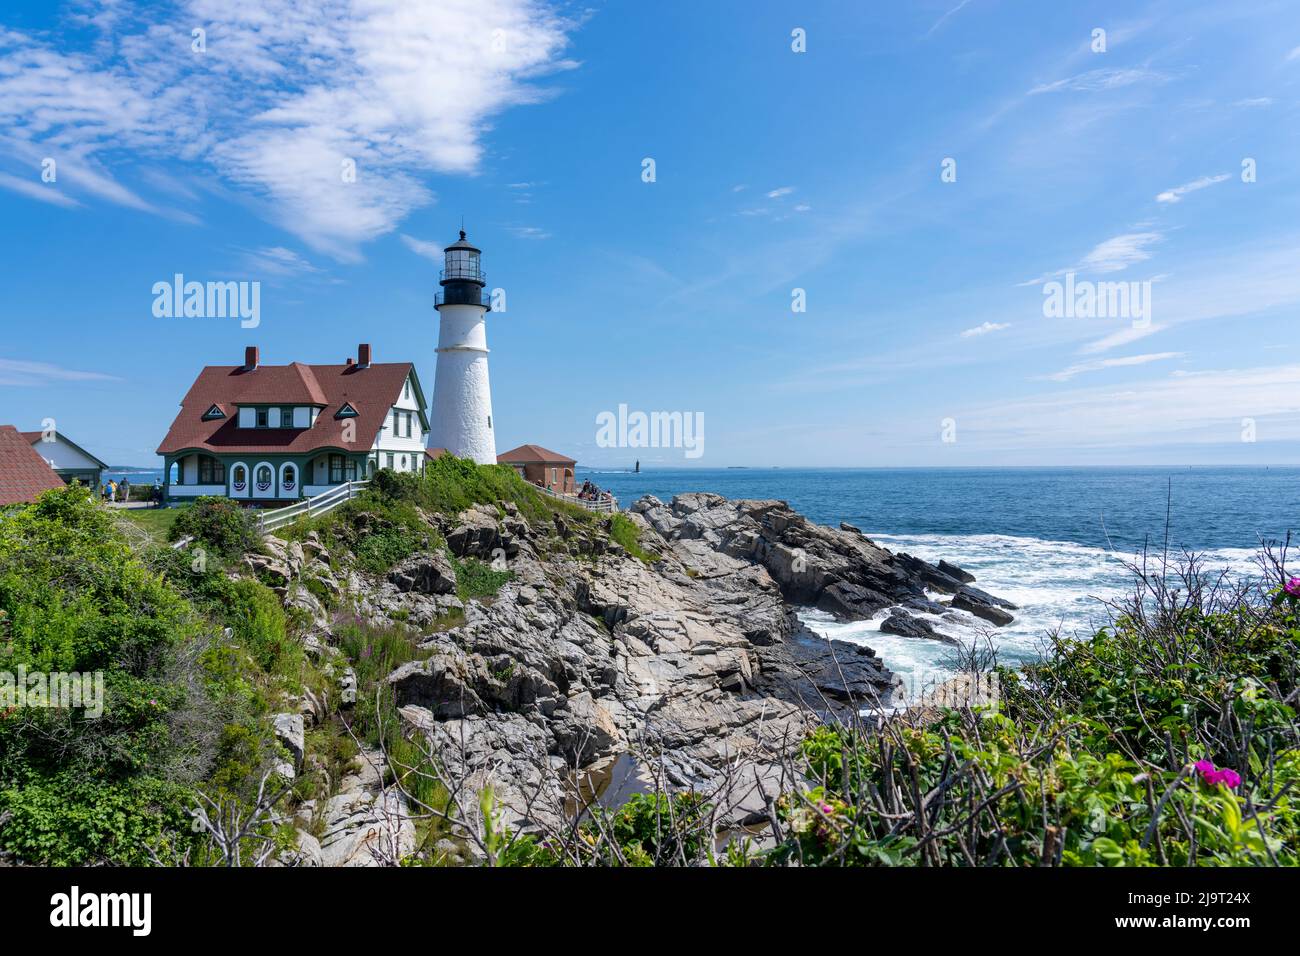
580;467;1300;692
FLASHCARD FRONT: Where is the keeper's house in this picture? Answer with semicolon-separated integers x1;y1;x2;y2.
157;344;428;506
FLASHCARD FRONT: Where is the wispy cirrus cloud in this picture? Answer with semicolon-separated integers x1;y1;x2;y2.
969;364;1300;450
1079;231;1163;273
0;358;119;386
1041;351;1183;382
239;246;320;277
925;0;973;38
1156;173;1230;204
507;224;551;240
400;234;445;263
0;1;581;261
1028;67;1167;95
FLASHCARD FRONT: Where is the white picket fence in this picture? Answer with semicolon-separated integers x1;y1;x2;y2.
257;479;369;534
536;484;617;513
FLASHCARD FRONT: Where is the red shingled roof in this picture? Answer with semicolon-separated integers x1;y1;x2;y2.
0;425;65;505
157;359;420;455
497;443;576;465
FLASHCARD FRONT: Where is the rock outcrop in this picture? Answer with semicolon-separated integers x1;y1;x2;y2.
278;489;1016;849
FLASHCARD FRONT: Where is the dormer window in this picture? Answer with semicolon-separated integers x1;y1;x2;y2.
256;408;268;428
335;402;359;419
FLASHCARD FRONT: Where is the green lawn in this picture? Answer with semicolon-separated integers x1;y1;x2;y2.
118;506;187;539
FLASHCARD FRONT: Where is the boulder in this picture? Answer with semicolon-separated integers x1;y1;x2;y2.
446;506;504;559
552;691;623;764
815;581;892;620
387;551;457;596
951;589;1015;626
272;713;305;767
879;610;958;645
938;559;976;584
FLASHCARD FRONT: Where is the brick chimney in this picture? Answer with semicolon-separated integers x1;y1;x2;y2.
357;343;372;368
345;357;354;367
244;346;259;371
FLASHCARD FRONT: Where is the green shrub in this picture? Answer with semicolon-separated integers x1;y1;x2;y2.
169;496;260;559
0;486;220;863
451;556;512;601
228;578;300;676
608;513;656;563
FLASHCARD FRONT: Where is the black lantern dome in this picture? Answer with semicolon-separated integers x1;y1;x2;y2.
435;230;490;310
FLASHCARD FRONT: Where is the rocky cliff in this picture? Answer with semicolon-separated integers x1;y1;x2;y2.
257;488;1016;855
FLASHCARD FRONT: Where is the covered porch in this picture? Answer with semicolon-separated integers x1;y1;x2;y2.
162;450;371;505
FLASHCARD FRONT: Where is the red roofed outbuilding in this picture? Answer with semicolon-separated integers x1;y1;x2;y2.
0;425;65;505
497;443;576;494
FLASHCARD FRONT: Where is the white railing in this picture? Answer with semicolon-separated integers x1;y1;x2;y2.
536;484;617;513
257;479;369;534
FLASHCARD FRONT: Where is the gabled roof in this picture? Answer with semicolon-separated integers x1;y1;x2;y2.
0;425;65;505
18;429;109;470
497;443;576;465
157;358;426;456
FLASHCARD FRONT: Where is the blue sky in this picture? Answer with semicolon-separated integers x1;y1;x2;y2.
2;0;1300;467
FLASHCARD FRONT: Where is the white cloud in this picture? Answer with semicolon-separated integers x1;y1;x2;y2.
1079;231;1162;273
1078;323;1163;355
400;234;445;263
507;225;551;240
766;186;795;199
0;171;80;208
971;364;1300;449
0;1;579;260
0;358;118;386
1232;97;1272;108
1028;68;1166;95
240;246;319;277
1155;173;1230;204
961;321;1010;338
1287;45;1300;62
925;0;973;38
1042;351;1183;382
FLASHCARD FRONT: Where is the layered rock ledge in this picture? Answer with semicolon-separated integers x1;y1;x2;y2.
284;491;1017;836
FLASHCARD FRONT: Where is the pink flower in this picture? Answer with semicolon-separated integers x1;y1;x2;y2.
819;803;834;814
1195;760;1241;789
1285;577;1300;597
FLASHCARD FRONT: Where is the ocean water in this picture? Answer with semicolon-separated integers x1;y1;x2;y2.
583;467;1299;691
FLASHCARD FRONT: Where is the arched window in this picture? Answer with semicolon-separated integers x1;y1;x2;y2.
255;464;274;494
231;463;248;494
281;463;296;494
168;461;180;484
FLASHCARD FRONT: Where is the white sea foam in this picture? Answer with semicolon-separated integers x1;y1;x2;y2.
800;531;1265;697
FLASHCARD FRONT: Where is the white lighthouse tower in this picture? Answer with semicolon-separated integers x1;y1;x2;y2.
430;230;496;464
